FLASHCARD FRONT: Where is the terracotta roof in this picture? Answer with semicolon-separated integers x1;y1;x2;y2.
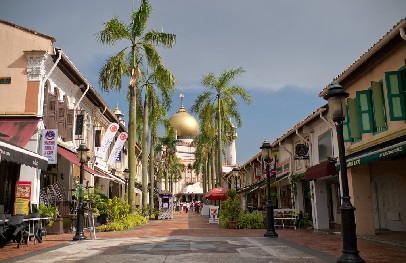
0;19;56;42
319;17;406;97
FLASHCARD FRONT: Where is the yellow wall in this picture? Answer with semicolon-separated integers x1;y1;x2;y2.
0;22;53;115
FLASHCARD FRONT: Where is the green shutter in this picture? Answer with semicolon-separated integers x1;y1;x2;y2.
385;71;406;120
347;98;361;139
371;81;386;128
356;90;373;133
343;117;351;142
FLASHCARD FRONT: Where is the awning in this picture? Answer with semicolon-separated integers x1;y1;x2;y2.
305;160;338;181
205;187;227;200
57;145;99;175
0;140;48;170
0;118;40;147
344;140;406;169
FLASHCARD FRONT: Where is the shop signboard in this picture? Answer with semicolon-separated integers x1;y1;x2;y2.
42;129;58;164
14;181;31;215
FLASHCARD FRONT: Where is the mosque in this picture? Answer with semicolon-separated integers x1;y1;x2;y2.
163;94;238;203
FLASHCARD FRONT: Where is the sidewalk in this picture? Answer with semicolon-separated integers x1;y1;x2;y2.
1;211;406;262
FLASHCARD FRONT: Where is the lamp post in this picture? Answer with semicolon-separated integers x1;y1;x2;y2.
260;139;278;238
324;81;365;263
123;168;130;195
232;167;240;191
73;142;89;241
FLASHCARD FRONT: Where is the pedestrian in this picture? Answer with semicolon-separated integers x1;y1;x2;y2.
194;202;199;213
190;202;194;212
185;202;189;213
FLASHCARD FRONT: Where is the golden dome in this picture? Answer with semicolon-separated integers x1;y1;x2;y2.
169;105;199;139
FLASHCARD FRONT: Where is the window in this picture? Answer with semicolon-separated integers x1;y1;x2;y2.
385;69;406;121
352;81;387;136
318;129;332;162
0;78;11;84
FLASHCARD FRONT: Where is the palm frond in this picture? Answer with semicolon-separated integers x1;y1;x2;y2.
96;17;130;45
98;48;130;92
130;0;152;40
144;31;176;48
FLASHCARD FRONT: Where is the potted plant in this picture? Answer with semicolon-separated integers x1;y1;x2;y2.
38;203;63;234
221;189;241;229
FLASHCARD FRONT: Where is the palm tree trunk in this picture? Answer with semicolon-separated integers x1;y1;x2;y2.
211;147;215;189
217;94;222;186
149;133;156;210
128;83;137;213
141;91;149;208
202;158;207;195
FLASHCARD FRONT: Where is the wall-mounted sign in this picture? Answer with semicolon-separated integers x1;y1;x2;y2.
294;144;309;160
42;129;58;164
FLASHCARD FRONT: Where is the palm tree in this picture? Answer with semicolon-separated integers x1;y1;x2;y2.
148;90;170;210
191;67;253;186
96;0;175;212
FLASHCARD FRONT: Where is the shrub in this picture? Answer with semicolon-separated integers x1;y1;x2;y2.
37;204;59;226
99;212;147;232
236;213;265;229
105;197;130;222
221;189;241;222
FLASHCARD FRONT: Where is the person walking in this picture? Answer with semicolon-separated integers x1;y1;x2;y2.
185;202;189;213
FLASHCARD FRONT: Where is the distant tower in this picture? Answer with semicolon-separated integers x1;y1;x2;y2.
113;103;125;126
226;118;237;165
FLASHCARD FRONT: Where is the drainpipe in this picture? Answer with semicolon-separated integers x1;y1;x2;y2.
74;84;90;110
319;112;335;131
400;27;406;40
39;49;63;116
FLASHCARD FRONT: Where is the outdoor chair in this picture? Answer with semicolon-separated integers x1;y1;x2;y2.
0;213;8;248
7;215;28;248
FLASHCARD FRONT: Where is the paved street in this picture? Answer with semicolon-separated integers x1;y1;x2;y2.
1;212;406;262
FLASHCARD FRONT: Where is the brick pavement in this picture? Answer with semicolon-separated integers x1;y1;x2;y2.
1;211;406;262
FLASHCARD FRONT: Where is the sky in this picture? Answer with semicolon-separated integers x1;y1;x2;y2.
1;0;405;165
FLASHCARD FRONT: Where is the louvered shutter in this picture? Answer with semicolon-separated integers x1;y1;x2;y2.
65;109;74;141
46;93;57;129
371;81;386;129
356;90;373;133
385;71;406;120
347;98;361;139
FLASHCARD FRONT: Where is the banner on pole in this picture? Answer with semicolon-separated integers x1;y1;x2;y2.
96;123;119;160
107;132;128;165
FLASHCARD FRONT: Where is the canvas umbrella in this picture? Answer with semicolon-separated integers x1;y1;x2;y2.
205;187;227;200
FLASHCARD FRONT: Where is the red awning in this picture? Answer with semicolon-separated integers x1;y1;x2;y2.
205;187;227;200
0;118;40;147
304;160;338;181
57;145;99;175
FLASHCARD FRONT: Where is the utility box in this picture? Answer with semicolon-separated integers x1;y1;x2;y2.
158;190;173;219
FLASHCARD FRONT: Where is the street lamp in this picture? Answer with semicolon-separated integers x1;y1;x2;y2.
324;80;365;263
232;167;240;191
123;168;130;194
260;139;278;238
73;142;89;241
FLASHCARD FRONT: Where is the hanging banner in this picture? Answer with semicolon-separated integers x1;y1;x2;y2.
96;123;119;160
42;129;58;164
107;132;128;165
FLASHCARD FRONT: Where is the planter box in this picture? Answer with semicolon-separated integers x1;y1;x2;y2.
46;218;64;234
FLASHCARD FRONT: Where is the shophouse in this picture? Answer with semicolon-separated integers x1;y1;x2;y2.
318;18;406;235
0;19;141;217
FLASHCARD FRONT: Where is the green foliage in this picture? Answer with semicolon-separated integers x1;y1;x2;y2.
37;204;59;227
236;213;265;229
220;189;241;222
99;212;147;232
85;190;109;218
105;196;130;222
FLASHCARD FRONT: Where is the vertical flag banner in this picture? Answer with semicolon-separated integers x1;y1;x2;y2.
107;132;128;165
96;123;119;160
42;129;58;164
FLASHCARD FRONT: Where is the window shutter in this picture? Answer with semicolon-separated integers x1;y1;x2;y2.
343;117;351;142
371;81;386;129
385;71;406;120
356;90;373;133
347;98;361;139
